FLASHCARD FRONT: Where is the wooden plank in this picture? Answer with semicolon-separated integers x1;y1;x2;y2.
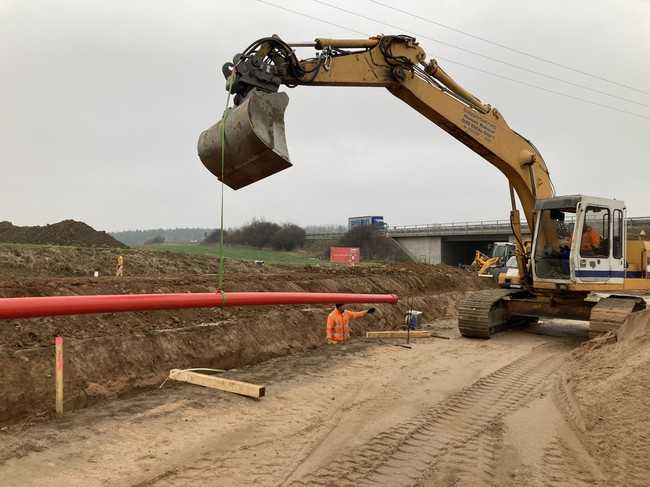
55;336;64;416
366;330;432;339
428;334;451;340
169;369;265;399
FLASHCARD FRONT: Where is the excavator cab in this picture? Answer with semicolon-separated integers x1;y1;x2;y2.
532;196;626;286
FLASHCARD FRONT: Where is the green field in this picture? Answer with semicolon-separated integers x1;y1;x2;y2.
137;243;320;266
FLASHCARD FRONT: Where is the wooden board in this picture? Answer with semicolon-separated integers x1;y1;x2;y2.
366;330;432;339
169;369;265;399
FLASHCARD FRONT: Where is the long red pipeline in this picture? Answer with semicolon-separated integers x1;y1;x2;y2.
0;292;399;320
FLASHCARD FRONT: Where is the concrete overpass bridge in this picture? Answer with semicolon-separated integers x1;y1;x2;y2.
307;217;650;266
387;220;531;265
306;219;531;266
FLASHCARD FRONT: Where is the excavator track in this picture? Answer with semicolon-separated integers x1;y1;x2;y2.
589;296;646;337
458;289;527;338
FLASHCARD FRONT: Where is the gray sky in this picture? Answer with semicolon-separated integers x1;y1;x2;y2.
2;0;649;232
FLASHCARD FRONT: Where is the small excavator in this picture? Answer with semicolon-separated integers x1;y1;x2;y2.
198;34;650;338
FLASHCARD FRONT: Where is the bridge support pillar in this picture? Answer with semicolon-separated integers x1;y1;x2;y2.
393;236;442;264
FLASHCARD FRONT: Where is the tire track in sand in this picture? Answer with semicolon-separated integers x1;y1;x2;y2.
539;437;598;487
287;343;567;487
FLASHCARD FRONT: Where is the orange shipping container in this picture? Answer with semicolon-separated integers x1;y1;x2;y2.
330;247;361;265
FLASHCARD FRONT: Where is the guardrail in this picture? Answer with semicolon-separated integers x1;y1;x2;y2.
306;217;650;240
387;219;529;237
628;217;650;226
306;220;524;239
305;232;345;240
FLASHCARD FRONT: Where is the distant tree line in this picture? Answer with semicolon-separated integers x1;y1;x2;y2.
111;228;214;246
143;235;165;245
113;221;308;251
203;219;306;251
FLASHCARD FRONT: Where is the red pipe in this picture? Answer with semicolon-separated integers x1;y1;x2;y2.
0;292;399;320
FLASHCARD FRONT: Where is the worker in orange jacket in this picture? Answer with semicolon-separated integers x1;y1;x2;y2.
326;303;376;344
580;225;602;255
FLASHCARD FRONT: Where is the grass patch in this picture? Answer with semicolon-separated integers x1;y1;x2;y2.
136;243;319;266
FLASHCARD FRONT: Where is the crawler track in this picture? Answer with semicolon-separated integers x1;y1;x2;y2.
589;296;646;337
457;289;522;338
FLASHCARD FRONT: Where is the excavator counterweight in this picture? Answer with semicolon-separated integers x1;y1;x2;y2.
198;91;291;190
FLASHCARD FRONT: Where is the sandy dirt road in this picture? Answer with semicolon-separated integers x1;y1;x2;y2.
0;321;599;487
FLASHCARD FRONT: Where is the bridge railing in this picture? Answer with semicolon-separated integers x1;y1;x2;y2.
306;216;650;239
305;232;345;240
387;219;531;236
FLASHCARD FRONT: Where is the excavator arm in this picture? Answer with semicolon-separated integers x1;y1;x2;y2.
198;35;555;281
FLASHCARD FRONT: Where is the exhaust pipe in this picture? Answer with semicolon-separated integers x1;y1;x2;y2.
197;91;292;190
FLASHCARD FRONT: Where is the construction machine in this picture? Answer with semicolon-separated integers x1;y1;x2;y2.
470;242;516;279
498;256;523;289
198;34;650;338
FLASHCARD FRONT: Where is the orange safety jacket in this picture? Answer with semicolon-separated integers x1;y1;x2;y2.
326;309;368;343
581;228;601;253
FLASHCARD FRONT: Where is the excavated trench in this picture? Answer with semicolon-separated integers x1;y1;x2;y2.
0;247;491;423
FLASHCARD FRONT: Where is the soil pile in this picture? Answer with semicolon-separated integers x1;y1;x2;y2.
0;220;125;248
564;312;650;484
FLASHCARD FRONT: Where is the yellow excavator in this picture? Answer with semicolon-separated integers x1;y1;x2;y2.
470;243;516;279
198;34;650;338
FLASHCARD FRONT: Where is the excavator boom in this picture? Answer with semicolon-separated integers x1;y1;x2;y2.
198;35;555;286
198;35;553;228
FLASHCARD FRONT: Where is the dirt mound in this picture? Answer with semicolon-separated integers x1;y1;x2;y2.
0;255;490;424
0;244;232;279
563;319;650;483
0;220;126;248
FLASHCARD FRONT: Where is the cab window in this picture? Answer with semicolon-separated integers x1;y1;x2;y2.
580;207;610;258
534;208;575;279
493;246;508;259
613;210;623;259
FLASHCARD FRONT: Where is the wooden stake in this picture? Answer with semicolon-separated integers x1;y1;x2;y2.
366;330;433;339
169;369;265;399
55;336;64;416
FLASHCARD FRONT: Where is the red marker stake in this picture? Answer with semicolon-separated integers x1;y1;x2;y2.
55;336;63;416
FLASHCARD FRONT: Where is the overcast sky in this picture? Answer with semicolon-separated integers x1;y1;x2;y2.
2;0;649;232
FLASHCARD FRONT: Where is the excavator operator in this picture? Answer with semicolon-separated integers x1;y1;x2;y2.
580;225;602;256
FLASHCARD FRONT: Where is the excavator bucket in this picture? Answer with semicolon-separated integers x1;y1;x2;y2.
197;91;291;190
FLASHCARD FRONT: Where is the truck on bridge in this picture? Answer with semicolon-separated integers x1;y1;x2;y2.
348;216;386;231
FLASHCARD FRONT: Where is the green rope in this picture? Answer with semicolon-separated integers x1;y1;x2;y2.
218;75;234;292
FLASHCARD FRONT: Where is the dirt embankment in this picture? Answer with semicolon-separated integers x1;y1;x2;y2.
0;220;125;248
0;244;229;279
560;316;650;485
0;245;491;424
